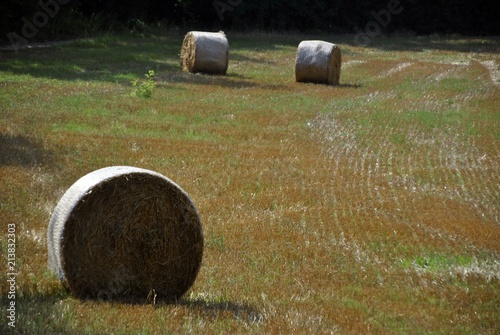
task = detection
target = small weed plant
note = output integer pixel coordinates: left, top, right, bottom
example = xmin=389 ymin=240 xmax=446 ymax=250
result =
xmin=131 ymin=70 xmax=155 ymax=98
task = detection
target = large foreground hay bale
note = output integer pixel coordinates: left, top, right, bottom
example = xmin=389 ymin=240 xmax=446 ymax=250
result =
xmin=295 ymin=40 xmax=341 ymax=85
xmin=181 ymin=31 xmax=229 ymax=74
xmin=48 ymin=166 xmax=203 ymax=301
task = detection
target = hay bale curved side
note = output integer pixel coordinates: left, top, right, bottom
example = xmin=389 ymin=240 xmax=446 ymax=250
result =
xmin=48 ymin=166 xmax=204 ymax=300
xmin=181 ymin=31 xmax=229 ymax=74
xmin=295 ymin=40 xmax=341 ymax=85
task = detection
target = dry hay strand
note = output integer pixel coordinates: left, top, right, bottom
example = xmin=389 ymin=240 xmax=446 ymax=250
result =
xmin=295 ymin=40 xmax=341 ymax=85
xmin=48 ymin=166 xmax=203 ymax=301
xmin=181 ymin=31 xmax=229 ymax=74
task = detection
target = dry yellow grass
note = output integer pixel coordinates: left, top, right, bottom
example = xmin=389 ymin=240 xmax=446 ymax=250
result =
xmin=0 ymin=33 xmax=499 ymax=334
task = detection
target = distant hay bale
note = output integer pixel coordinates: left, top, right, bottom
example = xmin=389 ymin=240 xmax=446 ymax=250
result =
xmin=181 ymin=31 xmax=229 ymax=74
xmin=295 ymin=40 xmax=341 ymax=85
xmin=48 ymin=166 xmax=204 ymax=301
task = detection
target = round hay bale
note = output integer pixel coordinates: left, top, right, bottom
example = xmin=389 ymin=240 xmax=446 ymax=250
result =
xmin=180 ymin=31 xmax=229 ymax=74
xmin=295 ymin=40 xmax=341 ymax=85
xmin=47 ymin=166 xmax=203 ymax=301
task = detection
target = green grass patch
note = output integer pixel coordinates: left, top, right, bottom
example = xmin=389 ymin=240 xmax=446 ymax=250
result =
xmin=400 ymin=253 xmax=474 ymax=272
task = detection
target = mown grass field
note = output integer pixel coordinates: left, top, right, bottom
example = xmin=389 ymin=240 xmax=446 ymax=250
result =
xmin=0 ymin=32 xmax=499 ymax=334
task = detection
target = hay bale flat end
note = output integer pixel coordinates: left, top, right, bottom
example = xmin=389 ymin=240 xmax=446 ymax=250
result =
xmin=48 ymin=166 xmax=203 ymax=301
xmin=295 ymin=40 xmax=341 ymax=85
xmin=181 ymin=31 xmax=229 ymax=74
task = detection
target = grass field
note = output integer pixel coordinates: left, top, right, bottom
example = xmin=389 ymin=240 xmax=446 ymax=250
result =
xmin=0 ymin=32 xmax=499 ymax=334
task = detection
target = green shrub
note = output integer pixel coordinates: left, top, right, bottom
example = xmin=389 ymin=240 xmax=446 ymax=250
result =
xmin=131 ymin=70 xmax=155 ymax=98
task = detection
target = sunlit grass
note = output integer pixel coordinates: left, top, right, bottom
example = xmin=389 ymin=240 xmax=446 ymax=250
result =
xmin=0 ymin=33 xmax=499 ymax=334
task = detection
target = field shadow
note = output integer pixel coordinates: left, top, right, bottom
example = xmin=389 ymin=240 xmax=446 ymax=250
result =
xmin=338 ymin=82 xmax=362 ymax=88
xmin=231 ymin=52 xmax=281 ymax=64
xmin=0 ymin=36 xmax=183 ymax=85
xmin=175 ymin=297 xmax=265 ymax=324
xmin=160 ymin=71 xmax=259 ymax=89
xmin=295 ymin=81 xmax=362 ymax=88
xmin=88 ymin=293 xmax=264 ymax=323
xmin=161 ymin=70 xmax=286 ymax=90
xmin=1 ymin=291 xmax=264 ymax=333
xmin=231 ymin=33 xmax=500 ymax=54
xmin=1 ymin=34 xmax=498 ymax=86
xmin=62 ymin=289 xmax=265 ymax=324
xmin=0 ymin=35 xmax=288 ymax=89
xmin=337 ymin=34 xmax=500 ymax=53
xmin=5 ymin=33 xmax=491 ymax=90
xmin=0 ymin=134 xmax=54 ymax=167
xmin=0 ymin=292 xmax=76 ymax=335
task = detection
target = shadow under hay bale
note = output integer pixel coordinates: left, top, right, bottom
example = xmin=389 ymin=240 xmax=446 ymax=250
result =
xmin=181 ymin=31 xmax=229 ymax=75
xmin=295 ymin=40 xmax=341 ymax=85
xmin=48 ymin=166 xmax=204 ymax=301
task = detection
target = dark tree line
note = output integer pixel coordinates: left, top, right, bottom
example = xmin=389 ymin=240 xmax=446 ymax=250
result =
xmin=1 ymin=0 xmax=498 ymax=45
